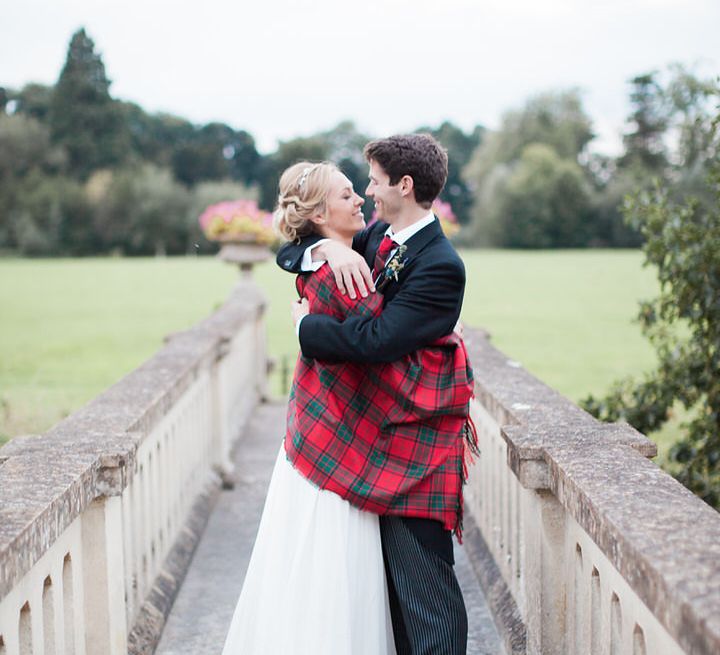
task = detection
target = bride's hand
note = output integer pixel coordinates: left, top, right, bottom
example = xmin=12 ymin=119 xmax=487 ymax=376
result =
xmin=292 ymin=297 xmax=310 ymax=327
xmin=316 ymin=241 xmax=374 ymax=299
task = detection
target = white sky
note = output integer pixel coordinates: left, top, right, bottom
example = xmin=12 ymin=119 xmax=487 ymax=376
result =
xmin=2 ymin=0 xmax=719 ymax=154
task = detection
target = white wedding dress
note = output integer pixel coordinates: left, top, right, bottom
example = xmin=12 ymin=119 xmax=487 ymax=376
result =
xmin=221 ymin=440 xmax=397 ymax=655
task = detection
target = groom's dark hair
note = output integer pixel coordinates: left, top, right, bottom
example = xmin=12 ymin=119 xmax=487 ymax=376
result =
xmin=363 ymin=134 xmax=448 ymax=209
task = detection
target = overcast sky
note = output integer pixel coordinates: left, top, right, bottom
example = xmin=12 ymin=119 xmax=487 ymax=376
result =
xmin=2 ymin=0 xmax=719 ymax=154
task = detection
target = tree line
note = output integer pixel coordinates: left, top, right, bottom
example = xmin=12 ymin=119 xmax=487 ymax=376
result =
xmin=0 ymin=28 xmax=717 ymax=256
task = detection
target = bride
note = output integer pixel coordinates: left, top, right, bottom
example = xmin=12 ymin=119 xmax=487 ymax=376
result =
xmin=221 ymin=161 xmax=474 ymax=655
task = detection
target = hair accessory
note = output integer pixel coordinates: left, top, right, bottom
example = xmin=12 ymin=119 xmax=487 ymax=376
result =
xmin=297 ymin=167 xmax=313 ymax=190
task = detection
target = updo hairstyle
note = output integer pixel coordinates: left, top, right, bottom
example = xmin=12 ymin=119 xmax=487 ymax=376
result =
xmin=273 ymin=161 xmax=339 ymax=243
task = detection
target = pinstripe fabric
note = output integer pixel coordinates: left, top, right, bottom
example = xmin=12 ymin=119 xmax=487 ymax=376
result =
xmin=380 ymin=516 xmax=468 ymax=655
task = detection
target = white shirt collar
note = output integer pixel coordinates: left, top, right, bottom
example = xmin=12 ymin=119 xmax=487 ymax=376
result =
xmin=385 ymin=212 xmax=436 ymax=245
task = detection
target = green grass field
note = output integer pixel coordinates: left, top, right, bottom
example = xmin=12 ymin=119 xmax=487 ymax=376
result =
xmin=0 ymin=251 xmax=683 ymax=460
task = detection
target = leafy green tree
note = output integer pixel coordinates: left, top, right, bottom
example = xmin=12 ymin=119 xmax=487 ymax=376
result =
xmin=480 ymin=143 xmax=592 ymax=248
xmin=590 ymin=66 xmax=717 ymax=248
xmin=50 ymin=28 xmax=130 ymax=178
xmin=417 ymin=121 xmax=484 ymax=224
xmin=10 ymin=83 xmax=54 ymax=122
xmin=258 ymin=135 xmax=330 ymax=210
xmin=171 ymin=122 xmax=260 ymax=186
xmin=0 ymin=114 xmax=56 ymax=177
xmin=90 ymin=165 xmax=189 ymax=255
xmin=582 ymin=110 xmax=720 ymax=507
xmin=463 ymin=91 xmax=594 ymax=246
xmin=11 ymin=171 xmax=92 ymax=255
xmin=666 ymin=64 xmax=718 ymax=171
xmin=465 ymin=89 xmax=593 ymax=185
xmin=129 ymin=165 xmax=190 ymax=255
xmin=0 ymin=114 xmax=67 ymax=249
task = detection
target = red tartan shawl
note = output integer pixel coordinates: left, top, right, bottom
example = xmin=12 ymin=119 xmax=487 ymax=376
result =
xmin=285 ymin=264 xmax=474 ymax=535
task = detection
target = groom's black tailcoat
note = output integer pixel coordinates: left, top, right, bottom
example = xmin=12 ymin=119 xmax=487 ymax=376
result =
xmin=278 ymin=218 xmax=466 ymax=365
xmin=277 ymin=216 xmax=469 ymax=654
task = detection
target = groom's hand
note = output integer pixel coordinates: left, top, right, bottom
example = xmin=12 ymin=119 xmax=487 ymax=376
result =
xmin=315 ymin=241 xmax=374 ymax=299
xmin=292 ymin=297 xmax=309 ymax=327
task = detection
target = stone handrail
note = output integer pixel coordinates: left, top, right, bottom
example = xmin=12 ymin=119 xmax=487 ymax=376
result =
xmin=0 ymin=278 xmax=267 ymax=655
xmin=462 ymin=328 xmax=720 ymax=655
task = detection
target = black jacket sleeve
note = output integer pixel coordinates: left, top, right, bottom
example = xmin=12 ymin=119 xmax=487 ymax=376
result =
xmin=276 ymin=234 xmax=325 ymax=273
xmin=298 ymin=257 xmax=465 ymax=363
xmin=276 ymin=222 xmax=385 ymax=273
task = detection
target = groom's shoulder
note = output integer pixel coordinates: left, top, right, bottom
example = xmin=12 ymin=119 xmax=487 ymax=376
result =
xmin=420 ymin=234 xmax=466 ymax=287
xmin=427 ymin=229 xmax=464 ymax=271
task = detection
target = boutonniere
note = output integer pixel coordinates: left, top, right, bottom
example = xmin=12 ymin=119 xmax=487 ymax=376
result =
xmin=377 ymin=245 xmax=409 ymax=291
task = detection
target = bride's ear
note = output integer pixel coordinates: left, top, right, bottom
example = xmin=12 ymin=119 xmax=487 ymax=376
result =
xmin=308 ymin=211 xmax=326 ymax=226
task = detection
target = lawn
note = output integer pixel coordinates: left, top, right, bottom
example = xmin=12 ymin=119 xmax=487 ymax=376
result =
xmin=0 ymin=251 xmax=682 ymax=459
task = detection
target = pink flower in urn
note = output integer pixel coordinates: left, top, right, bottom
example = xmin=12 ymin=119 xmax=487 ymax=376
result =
xmin=199 ymin=199 xmax=277 ymax=245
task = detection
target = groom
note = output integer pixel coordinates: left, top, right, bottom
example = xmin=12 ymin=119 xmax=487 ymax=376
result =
xmin=277 ymin=134 xmax=469 ymax=654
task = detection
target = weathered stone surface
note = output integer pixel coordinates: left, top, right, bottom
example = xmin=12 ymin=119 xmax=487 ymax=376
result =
xmin=463 ymin=328 xmax=720 ymax=655
xmin=462 ymin=514 xmax=525 ymax=655
xmin=0 ymin=287 xmax=264 ymax=602
xmin=127 ymin=473 xmax=223 ymax=655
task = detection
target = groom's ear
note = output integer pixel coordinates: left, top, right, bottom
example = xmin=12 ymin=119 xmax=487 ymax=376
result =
xmin=398 ymin=174 xmax=415 ymax=198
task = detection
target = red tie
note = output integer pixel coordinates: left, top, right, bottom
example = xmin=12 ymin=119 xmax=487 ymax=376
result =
xmin=373 ymin=235 xmax=397 ymax=278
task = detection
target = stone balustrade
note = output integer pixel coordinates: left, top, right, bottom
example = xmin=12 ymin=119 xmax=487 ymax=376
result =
xmin=2 ymin=279 xmax=719 ymax=655
xmin=462 ymin=328 xmax=720 ymax=655
xmin=0 ymin=279 xmax=267 ymax=655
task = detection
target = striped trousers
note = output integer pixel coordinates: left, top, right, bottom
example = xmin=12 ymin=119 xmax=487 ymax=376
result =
xmin=380 ymin=516 xmax=468 ymax=655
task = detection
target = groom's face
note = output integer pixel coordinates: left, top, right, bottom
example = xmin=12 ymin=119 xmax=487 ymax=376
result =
xmin=366 ymin=159 xmax=402 ymax=223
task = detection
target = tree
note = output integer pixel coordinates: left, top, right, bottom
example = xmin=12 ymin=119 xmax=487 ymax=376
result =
xmin=463 ymin=90 xmax=595 ymax=246
xmin=582 ymin=107 xmax=720 ymax=508
xmin=11 ymin=171 xmax=92 ymax=255
xmin=10 ymin=83 xmax=54 ymax=122
xmin=0 ymin=114 xmax=67 ymax=250
xmin=478 ymin=144 xmax=592 ymax=248
xmin=465 ymin=89 xmax=594 ymax=184
xmin=618 ymin=72 xmax=668 ymax=173
xmin=258 ymin=135 xmax=330 ymax=210
xmin=90 ymin=165 xmax=190 ymax=255
xmin=170 ymin=122 xmax=260 ymax=186
xmin=417 ymin=121 xmax=484 ymax=224
xmin=50 ymin=28 xmax=129 ymax=178
xmin=129 ymin=165 xmax=190 ymax=255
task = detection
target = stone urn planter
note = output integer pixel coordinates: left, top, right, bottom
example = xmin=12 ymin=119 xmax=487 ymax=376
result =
xmin=216 ymin=236 xmax=273 ymax=277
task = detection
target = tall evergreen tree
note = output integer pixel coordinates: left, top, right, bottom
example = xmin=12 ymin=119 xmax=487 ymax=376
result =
xmin=50 ymin=28 xmax=129 ymax=178
xmin=619 ymin=73 xmax=668 ymax=172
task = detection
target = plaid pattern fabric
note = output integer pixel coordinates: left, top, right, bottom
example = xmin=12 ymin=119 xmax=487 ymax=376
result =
xmin=285 ymin=264 xmax=474 ymax=534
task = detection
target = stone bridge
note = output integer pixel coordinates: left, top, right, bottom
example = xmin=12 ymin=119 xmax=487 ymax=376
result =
xmin=1 ymin=276 xmax=719 ymax=655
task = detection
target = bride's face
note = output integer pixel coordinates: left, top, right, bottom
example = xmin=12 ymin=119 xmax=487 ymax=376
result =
xmin=319 ymin=171 xmax=365 ymax=240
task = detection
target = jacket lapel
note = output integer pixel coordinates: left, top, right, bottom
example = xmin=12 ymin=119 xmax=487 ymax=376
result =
xmin=376 ymin=217 xmax=443 ymax=296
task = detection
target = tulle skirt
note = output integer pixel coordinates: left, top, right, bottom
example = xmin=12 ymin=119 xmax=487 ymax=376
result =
xmin=221 ymin=441 xmax=396 ymax=655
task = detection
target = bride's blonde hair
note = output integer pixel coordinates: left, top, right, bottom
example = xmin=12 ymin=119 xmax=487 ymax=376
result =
xmin=273 ymin=161 xmax=339 ymax=243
